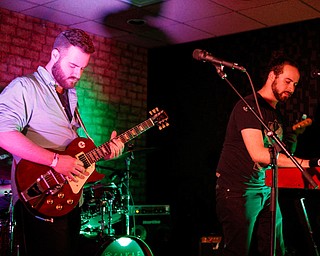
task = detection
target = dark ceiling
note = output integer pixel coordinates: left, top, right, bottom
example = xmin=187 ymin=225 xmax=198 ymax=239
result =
xmin=1 ymin=0 xmax=319 ymax=49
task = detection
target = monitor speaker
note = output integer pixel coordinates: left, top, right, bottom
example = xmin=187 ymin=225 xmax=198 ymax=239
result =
xmin=130 ymin=213 xmax=172 ymax=256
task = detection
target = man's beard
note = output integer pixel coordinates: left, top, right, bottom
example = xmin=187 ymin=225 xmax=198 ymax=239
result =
xmin=271 ymin=80 xmax=292 ymax=103
xmin=52 ymin=60 xmax=78 ymax=89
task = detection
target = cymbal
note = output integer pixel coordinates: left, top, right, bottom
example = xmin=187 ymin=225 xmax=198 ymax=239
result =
xmin=0 ymin=147 xmax=11 ymax=160
xmin=0 ymin=183 xmax=11 ymax=197
xmin=113 ymin=147 xmax=157 ymax=160
xmin=126 ymin=147 xmax=157 ymax=153
xmin=84 ymin=180 xmax=117 ymax=189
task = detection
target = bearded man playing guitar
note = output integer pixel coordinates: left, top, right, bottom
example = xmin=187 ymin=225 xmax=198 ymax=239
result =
xmin=0 ymin=29 xmax=124 ymax=256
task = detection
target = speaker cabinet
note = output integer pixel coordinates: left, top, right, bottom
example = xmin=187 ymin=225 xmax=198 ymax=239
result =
xmin=130 ymin=206 xmax=172 ymax=256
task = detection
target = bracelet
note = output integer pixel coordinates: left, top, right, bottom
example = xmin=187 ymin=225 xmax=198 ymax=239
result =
xmin=50 ymin=153 xmax=59 ymax=168
xmin=309 ymin=158 xmax=320 ymax=168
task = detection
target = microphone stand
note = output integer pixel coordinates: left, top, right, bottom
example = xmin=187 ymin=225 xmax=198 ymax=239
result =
xmin=214 ymin=64 xmax=318 ymax=256
xmin=268 ymin=144 xmax=278 ymax=256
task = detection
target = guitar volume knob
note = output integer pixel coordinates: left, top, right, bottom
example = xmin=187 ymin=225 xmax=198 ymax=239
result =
xmin=56 ymin=204 xmax=63 ymax=211
xmin=46 ymin=199 xmax=54 ymax=205
xmin=67 ymin=199 xmax=74 ymax=205
xmin=58 ymin=193 xmax=65 ymax=198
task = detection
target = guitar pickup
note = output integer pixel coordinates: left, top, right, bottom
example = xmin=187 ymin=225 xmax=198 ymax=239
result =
xmin=76 ymin=151 xmax=91 ymax=168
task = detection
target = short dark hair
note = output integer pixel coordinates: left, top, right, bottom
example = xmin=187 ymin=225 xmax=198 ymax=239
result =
xmin=266 ymin=50 xmax=299 ymax=77
xmin=53 ymin=29 xmax=95 ymax=54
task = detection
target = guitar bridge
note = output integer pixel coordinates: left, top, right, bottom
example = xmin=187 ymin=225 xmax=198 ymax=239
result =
xmin=20 ymin=170 xmax=66 ymax=204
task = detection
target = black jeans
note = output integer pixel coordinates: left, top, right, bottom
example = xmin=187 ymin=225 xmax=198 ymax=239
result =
xmin=216 ymin=186 xmax=285 ymax=256
xmin=13 ymin=200 xmax=81 ymax=256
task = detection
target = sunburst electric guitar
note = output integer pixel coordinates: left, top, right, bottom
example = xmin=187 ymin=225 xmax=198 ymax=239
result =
xmin=16 ymin=108 xmax=168 ymax=218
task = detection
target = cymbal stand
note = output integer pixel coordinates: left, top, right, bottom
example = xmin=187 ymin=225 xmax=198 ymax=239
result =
xmin=3 ymin=188 xmax=17 ymax=256
xmin=99 ymin=191 xmax=116 ymax=237
xmin=124 ymin=152 xmax=134 ymax=235
xmin=9 ymin=196 xmax=15 ymax=256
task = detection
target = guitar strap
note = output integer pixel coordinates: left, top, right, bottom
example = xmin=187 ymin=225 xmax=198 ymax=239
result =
xmin=57 ymin=90 xmax=72 ymax=122
xmin=30 ymin=71 xmax=95 ymax=144
xmin=74 ymin=107 xmax=95 ymax=144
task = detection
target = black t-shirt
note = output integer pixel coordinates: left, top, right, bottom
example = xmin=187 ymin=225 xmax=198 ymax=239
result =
xmin=216 ymin=93 xmax=284 ymax=190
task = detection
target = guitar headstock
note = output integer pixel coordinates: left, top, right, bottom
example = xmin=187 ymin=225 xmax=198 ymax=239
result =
xmin=292 ymin=118 xmax=312 ymax=131
xmin=149 ymin=107 xmax=169 ymax=130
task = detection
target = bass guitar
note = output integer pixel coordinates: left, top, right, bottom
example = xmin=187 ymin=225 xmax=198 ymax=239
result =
xmin=16 ymin=108 xmax=168 ymax=218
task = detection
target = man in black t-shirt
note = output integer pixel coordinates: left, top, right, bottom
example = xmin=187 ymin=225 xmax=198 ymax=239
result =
xmin=216 ymin=52 xmax=308 ymax=256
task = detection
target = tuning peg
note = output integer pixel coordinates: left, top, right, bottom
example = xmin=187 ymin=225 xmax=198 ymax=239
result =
xmin=158 ymin=122 xmax=169 ymax=130
xmin=149 ymin=107 xmax=160 ymax=115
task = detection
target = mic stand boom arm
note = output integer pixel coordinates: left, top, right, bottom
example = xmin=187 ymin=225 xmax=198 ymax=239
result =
xmin=214 ymin=64 xmax=318 ymax=256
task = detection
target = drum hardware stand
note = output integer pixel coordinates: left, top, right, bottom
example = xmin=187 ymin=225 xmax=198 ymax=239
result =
xmin=9 ymin=196 xmax=14 ymax=256
xmin=124 ymin=151 xmax=134 ymax=236
xmin=99 ymin=190 xmax=116 ymax=237
xmin=5 ymin=188 xmax=17 ymax=256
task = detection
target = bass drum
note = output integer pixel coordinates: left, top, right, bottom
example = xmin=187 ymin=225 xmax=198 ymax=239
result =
xmin=95 ymin=236 xmax=154 ymax=256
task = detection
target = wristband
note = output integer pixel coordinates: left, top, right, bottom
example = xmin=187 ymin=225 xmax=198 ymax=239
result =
xmin=50 ymin=153 xmax=59 ymax=168
xmin=309 ymin=158 xmax=320 ymax=168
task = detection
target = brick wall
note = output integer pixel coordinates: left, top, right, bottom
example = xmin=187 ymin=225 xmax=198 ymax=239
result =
xmin=0 ymin=7 xmax=149 ymax=204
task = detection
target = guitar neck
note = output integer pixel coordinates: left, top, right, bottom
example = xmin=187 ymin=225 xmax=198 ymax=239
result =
xmin=117 ymin=117 xmax=155 ymax=144
xmin=82 ymin=117 xmax=155 ymax=166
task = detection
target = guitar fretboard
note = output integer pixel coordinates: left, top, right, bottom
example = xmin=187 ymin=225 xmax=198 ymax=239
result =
xmin=78 ymin=118 xmax=155 ymax=167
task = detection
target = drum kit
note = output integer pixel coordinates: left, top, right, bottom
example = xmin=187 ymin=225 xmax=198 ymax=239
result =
xmin=78 ymin=148 xmax=155 ymax=256
xmin=0 ymin=147 xmax=155 ymax=256
xmin=79 ymin=179 xmax=154 ymax=256
xmin=80 ymin=181 xmax=124 ymax=238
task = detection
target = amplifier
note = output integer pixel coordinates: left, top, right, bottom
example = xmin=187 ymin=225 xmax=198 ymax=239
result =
xmin=129 ymin=205 xmax=170 ymax=216
xmin=129 ymin=205 xmax=172 ymax=256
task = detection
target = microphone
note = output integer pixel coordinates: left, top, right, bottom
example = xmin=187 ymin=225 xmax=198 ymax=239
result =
xmin=192 ymin=49 xmax=246 ymax=72
xmin=311 ymin=69 xmax=320 ymax=78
